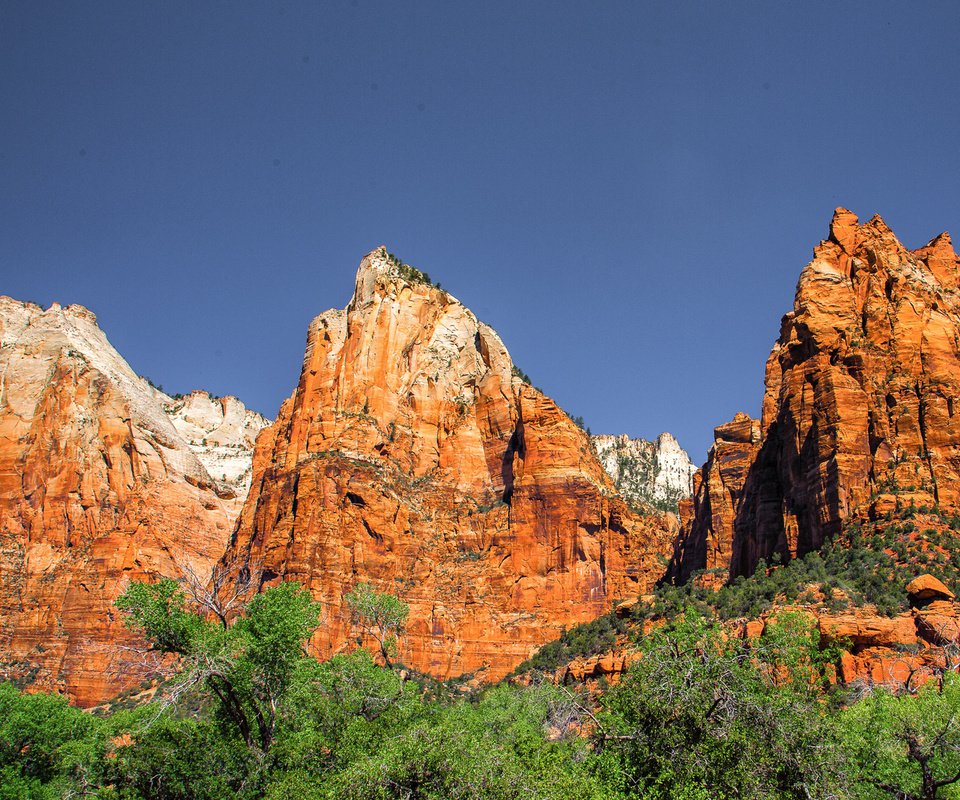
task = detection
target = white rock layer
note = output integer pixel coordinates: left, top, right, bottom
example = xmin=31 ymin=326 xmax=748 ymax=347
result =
xmin=0 ymin=296 xmax=270 ymax=519
xmin=591 ymin=431 xmax=696 ymax=512
xmin=162 ymin=391 xmax=269 ymax=503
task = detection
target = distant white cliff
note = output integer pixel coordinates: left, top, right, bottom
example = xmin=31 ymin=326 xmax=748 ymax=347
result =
xmin=592 ymin=432 xmax=696 ymax=512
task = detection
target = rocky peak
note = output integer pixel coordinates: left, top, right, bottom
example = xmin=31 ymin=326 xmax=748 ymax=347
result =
xmin=351 ymin=246 xmax=445 ymax=307
xmin=0 ymin=298 xmax=197 ymax=471
xmin=223 ymin=250 xmax=674 ymax=681
xmin=828 ymin=206 xmax=860 ymax=254
xmin=284 ymin=249 xmax=530 ymax=494
xmin=672 ymin=208 xmax=960 ymax=584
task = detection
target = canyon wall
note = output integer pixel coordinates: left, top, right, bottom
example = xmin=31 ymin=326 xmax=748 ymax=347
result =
xmin=0 ymin=298 xmax=264 ymax=704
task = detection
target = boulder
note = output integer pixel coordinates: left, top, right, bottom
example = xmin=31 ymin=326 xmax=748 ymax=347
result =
xmin=906 ymin=574 xmax=955 ymax=605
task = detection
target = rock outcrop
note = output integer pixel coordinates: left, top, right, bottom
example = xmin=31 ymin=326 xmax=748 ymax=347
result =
xmin=163 ymin=390 xmax=269 ymax=512
xmin=906 ymin=574 xmax=955 ymax=605
xmin=672 ymin=210 xmax=960 ymax=583
xmin=0 ymin=298 xmax=259 ymax=705
xmin=223 ymin=248 xmax=674 ymax=681
xmin=547 ymin=588 xmax=960 ymax=693
xmin=592 ymin=432 xmax=696 ymax=512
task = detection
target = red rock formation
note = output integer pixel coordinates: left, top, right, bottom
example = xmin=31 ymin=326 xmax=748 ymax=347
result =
xmin=557 ymin=648 xmax=639 ymax=685
xmin=817 ymin=598 xmax=960 ymax=688
xmin=224 ymin=248 xmax=673 ymax=681
xmin=673 ymin=209 xmax=960 ymax=582
xmin=0 ymin=298 xmax=245 ymax=705
xmin=672 ymin=413 xmax=761 ymax=585
xmin=906 ymin=574 xmax=955 ymax=604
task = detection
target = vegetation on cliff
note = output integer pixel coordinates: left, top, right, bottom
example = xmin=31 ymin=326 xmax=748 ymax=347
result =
xmin=658 ymin=510 xmax=960 ymax=621
xmin=513 ymin=507 xmax=960 ymax=684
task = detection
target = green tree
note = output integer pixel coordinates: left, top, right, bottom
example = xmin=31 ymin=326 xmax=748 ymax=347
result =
xmin=117 ymin=579 xmax=320 ymax=756
xmin=265 ymin=649 xmax=419 ymax=795
xmin=106 ymin=713 xmax=249 ymax=800
xmin=841 ymin=673 xmax=960 ymax=800
xmin=320 ymin=681 xmax=601 ymax=800
xmin=344 ymin=583 xmax=409 ymax=668
xmin=0 ymin=682 xmax=106 ymax=799
xmin=597 ymin=611 xmax=845 ymax=799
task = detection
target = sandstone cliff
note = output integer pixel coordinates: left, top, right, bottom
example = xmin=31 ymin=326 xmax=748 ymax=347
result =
xmin=0 ymin=298 xmax=261 ymax=705
xmin=163 ymin=390 xmax=269 ymax=512
xmin=592 ymin=432 xmax=696 ymax=513
xmin=224 ymin=248 xmax=674 ymax=681
xmin=673 ymin=209 xmax=960 ymax=583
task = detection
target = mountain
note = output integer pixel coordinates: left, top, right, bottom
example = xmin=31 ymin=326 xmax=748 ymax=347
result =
xmin=672 ymin=209 xmax=960 ymax=584
xmin=222 ymin=248 xmax=675 ymax=681
xmin=0 ymin=298 xmax=266 ymax=705
xmin=164 ymin=390 xmax=269 ymax=511
xmin=591 ymin=432 xmax=696 ymax=513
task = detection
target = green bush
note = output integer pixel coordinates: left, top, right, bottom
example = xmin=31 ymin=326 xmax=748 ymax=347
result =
xmin=511 ymin=610 xmax=629 ymax=676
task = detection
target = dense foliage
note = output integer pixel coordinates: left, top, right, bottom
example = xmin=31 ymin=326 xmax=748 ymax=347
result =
xmin=5 ymin=581 xmax=960 ymax=799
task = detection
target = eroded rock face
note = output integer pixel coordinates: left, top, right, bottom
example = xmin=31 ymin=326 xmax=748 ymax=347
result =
xmin=673 ymin=210 xmax=960 ymax=583
xmin=0 ymin=298 xmax=253 ymax=705
xmin=224 ymin=249 xmax=674 ymax=681
xmin=592 ymin=432 xmax=696 ymax=513
xmin=671 ymin=413 xmax=761 ymax=585
xmin=163 ymin=391 xmax=269 ymax=511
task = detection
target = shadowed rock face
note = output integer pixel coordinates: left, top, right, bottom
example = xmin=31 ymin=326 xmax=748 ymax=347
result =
xmin=673 ymin=209 xmax=960 ymax=584
xmin=224 ymin=248 xmax=674 ymax=681
xmin=0 ymin=298 xmax=260 ymax=705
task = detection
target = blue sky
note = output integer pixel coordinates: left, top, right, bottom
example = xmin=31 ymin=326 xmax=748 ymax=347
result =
xmin=2 ymin=1 xmax=959 ymax=462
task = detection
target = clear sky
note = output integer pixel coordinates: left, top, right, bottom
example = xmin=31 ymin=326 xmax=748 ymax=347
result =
xmin=2 ymin=1 xmax=959 ymax=463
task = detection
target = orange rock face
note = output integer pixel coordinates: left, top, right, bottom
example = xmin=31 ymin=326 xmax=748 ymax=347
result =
xmin=0 ymin=298 xmax=246 ymax=705
xmin=673 ymin=209 xmax=960 ymax=582
xmin=906 ymin=573 xmax=955 ymax=604
xmin=819 ymin=599 xmax=960 ymax=687
xmin=672 ymin=413 xmax=761 ymax=584
xmin=224 ymin=249 xmax=673 ymax=681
